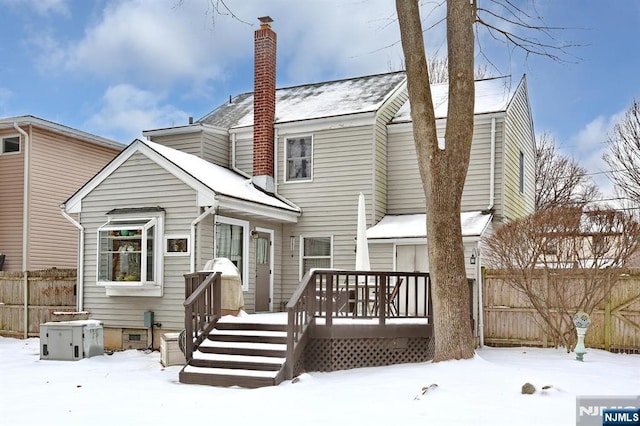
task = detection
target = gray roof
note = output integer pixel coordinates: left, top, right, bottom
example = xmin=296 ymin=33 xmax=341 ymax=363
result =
xmin=0 ymin=115 xmax=124 ymax=150
xmin=198 ymin=71 xmax=407 ymax=129
xmin=392 ymin=75 xmax=520 ymax=123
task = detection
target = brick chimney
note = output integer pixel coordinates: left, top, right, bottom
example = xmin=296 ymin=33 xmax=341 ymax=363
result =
xmin=252 ymin=16 xmax=276 ymax=193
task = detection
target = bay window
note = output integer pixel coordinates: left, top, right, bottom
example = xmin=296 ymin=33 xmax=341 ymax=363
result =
xmin=97 ymin=211 xmax=163 ymax=294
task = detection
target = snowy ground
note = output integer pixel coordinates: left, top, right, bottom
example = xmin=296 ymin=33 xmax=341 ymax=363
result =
xmin=0 ymin=335 xmax=637 ymax=426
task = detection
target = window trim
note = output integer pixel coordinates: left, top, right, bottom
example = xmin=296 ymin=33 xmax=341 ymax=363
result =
xmin=284 ymin=135 xmax=313 ymax=183
xmin=215 ymin=216 xmax=249 ymax=291
xmin=299 ymin=235 xmax=333 ymax=280
xmin=96 ymin=212 xmax=164 ymax=296
xmin=1 ymin=135 xmax=21 ymax=155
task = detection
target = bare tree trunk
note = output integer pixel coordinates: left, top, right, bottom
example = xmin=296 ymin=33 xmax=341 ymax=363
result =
xmin=396 ymin=0 xmax=475 ymax=361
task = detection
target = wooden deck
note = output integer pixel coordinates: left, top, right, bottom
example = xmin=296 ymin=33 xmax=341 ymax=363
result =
xmin=179 ymin=270 xmax=434 ymax=388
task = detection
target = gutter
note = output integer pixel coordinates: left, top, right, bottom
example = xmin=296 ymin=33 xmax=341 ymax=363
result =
xmin=190 ymin=203 xmax=218 ymax=273
xmin=60 ymin=206 xmax=85 ymax=311
xmin=13 ymin=123 xmax=29 ymax=338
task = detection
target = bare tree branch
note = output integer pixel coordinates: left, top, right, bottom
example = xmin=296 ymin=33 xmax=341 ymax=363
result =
xmin=536 ymin=132 xmax=600 ymax=210
xmin=603 ymin=100 xmax=640 ymax=203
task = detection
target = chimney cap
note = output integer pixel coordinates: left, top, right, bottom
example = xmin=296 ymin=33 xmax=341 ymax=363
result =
xmin=258 ymin=16 xmax=273 ymax=28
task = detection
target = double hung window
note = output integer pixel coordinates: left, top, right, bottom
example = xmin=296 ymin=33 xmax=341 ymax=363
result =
xmin=301 ymin=236 xmax=332 ymax=278
xmin=285 ymin=136 xmax=312 ymax=181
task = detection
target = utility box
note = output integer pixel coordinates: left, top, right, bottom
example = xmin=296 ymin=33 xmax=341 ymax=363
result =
xmin=40 ymin=320 xmax=104 ymax=361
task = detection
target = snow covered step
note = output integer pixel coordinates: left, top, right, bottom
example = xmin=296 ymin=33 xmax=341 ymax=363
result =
xmin=183 ymin=365 xmax=279 ymax=378
xmin=198 ymin=337 xmax=286 ymax=357
xmin=191 ymin=350 xmax=285 ymax=371
xmin=193 ymin=351 xmax=285 ymax=364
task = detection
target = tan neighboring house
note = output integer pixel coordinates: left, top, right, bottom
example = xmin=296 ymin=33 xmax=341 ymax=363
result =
xmin=0 ymin=116 xmax=123 ymax=272
xmin=62 ymin=19 xmax=536 ymax=350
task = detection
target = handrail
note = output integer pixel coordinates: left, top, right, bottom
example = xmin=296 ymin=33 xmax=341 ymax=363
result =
xmin=182 ymin=271 xmax=222 ymax=361
xmin=284 ymin=269 xmax=432 ymax=379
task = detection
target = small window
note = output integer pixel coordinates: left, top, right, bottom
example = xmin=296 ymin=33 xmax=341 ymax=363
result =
xmin=1 ymin=136 xmax=20 ymax=154
xmin=97 ymin=216 xmax=161 ymax=285
xmin=519 ymin=151 xmax=525 ymax=193
xmin=285 ymin=136 xmax=312 ymax=181
xmin=301 ymin=236 xmax=332 ymax=277
xmin=165 ymin=235 xmax=189 ymax=255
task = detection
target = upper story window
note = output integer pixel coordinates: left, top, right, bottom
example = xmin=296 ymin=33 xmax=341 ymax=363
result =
xmin=300 ymin=236 xmax=332 ymax=279
xmin=1 ymin=136 xmax=20 ymax=154
xmin=97 ymin=211 xmax=164 ymax=289
xmin=285 ymin=136 xmax=312 ymax=182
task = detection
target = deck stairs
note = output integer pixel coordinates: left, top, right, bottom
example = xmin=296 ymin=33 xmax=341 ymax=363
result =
xmin=179 ymin=317 xmax=288 ymax=388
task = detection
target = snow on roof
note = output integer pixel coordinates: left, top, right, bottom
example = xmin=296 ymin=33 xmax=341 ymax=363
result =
xmin=392 ymin=76 xmax=516 ymax=123
xmin=366 ymin=211 xmax=492 ymax=240
xmin=198 ymin=72 xmax=407 ymax=129
xmin=141 ymin=140 xmax=299 ymax=213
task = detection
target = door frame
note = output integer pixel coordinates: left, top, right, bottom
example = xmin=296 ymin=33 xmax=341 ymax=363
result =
xmin=255 ymin=226 xmax=274 ymax=312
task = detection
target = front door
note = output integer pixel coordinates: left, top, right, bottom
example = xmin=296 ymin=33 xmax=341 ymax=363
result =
xmin=255 ymin=231 xmax=272 ymax=311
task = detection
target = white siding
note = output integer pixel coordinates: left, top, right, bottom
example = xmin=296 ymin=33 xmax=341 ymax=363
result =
xmin=387 ymin=116 xmax=505 ymax=215
xmin=502 ymin=81 xmax=536 ymax=221
xmin=278 ymin=124 xmax=376 ymax=298
xmin=80 ymin=153 xmax=201 ymax=330
xmin=149 ymin=133 xmax=202 ymax=156
xmin=234 ymin=134 xmax=253 ymax=175
xmin=202 ymin=130 xmax=230 ymax=168
xmin=374 ymin=87 xmax=409 ymax=222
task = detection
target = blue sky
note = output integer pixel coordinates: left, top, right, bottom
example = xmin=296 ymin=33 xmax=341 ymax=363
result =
xmin=1 ymin=0 xmax=639 ymax=198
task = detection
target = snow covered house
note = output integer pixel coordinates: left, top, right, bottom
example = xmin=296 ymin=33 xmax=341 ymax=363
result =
xmin=0 ymin=116 xmax=122 ymax=273
xmin=62 ymin=18 xmax=535 ymax=350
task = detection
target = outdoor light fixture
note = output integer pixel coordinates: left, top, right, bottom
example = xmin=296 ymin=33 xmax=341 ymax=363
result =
xmin=470 ymin=252 xmax=476 ymax=265
xmin=250 ymin=228 xmax=259 ymax=239
xmin=290 ymin=236 xmax=295 ymax=252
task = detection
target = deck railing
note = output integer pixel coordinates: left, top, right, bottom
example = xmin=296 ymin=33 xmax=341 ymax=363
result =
xmin=182 ymin=271 xmax=222 ymax=361
xmin=285 ymin=269 xmax=432 ymax=378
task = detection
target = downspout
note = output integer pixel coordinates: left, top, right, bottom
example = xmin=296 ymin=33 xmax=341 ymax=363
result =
xmin=190 ymin=202 xmax=218 ymax=273
xmin=478 ymin=117 xmax=495 ymax=347
xmin=60 ymin=207 xmax=84 ymax=311
xmin=487 ymin=117 xmax=496 ymax=211
xmin=14 ymin=123 xmax=29 ymax=338
xmin=274 ymin=127 xmax=279 ymax=195
xmin=476 ymin=241 xmax=484 ymax=347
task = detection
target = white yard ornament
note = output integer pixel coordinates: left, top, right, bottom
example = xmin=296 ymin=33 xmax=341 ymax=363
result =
xmin=573 ymin=311 xmax=591 ymax=361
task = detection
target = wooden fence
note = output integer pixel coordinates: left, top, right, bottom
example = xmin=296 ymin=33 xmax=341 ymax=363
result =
xmin=0 ymin=269 xmax=77 ymax=338
xmin=483 ymin=269 xmax=640 ymax=352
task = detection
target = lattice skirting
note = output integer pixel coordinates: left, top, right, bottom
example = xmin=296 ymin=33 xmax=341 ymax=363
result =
xmin=302 ymin=337 xmax=435 ymax=373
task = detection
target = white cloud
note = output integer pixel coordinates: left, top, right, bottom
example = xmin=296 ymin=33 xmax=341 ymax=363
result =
xmin=569 ymin=111 xmax=626 ymax=200
xmin=33 ymin=1 xmax=447 ymax=90
xmin=84 ymin=84 xmax=189 ymax=143
xmin=58 ymin=0 xmax=250 ymax=87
